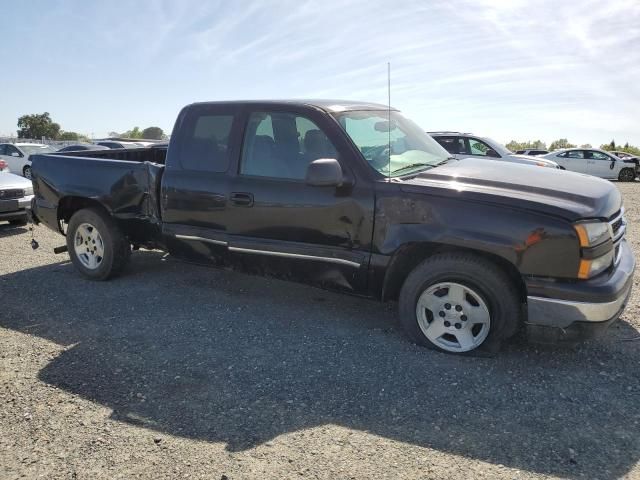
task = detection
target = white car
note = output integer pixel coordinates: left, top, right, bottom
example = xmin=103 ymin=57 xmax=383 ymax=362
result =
xmin=542 ymin=148 xmax=637 ymax=181
xmin=0 ymin=143 xmax=58 ymax=179
xmin=0 ymin=171 xmax=34 ymax=226
xmin=430 ymin=132 xmax=559 ymax=168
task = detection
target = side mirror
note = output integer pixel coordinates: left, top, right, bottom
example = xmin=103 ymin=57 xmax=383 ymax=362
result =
xmin=305 ymin=158 xmax=344 ymax=187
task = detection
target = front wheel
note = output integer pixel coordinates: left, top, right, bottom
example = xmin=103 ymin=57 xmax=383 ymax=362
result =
xmin=618 ymin=168 xmax=635 ymax=182
xmin=23 ymin=165 xmax=32 ymax=179
xmin=66 ymin=207 xmax=131 ymax=280
xmin=399 ymin=253 xmax=522 ymax=354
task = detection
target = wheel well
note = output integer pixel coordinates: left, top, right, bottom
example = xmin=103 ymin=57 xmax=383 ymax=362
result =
xmin=382 ymin=243 xmax=527 ymax=303
xmin=58 ymin=197 xmax=110 ymax=225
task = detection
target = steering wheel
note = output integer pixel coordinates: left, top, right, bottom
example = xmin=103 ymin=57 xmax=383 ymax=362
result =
xmin=365 ymin=145 xmax=391 ymax=169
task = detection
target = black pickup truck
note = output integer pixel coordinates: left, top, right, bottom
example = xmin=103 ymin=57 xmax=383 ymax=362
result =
xmin=30 ymin=100 xmax=634 ymax=354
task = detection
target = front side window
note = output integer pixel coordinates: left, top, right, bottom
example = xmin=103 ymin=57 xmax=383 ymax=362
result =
xmin=334 ymin=111 xmax=449 ymax=177
xmin=180 ymin=114 xmax=234 ymax=172
xmin=590 ymin=151 xmax=610 ymax=160
xmin=469 ymin=138 xmax=496 ymax=156
xmin=240 ymin=112 xmax=337 ymax=180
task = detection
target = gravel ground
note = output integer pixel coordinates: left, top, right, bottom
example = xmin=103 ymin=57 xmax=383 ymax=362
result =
xmin=1 ymin=184 xmax=639 ymax=480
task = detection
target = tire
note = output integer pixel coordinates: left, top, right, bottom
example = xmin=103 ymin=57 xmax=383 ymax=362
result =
xmin=558 ymin=166 xmax=566 ymax=170
xmin=66 ymin=207 xmax=131 ymax=280
xmin=399 ymin=253 xmax=521 ymax=354
xmin=618 ymin=168 xmax=635 ymax=182
xmin=23 ymin=165 xmax=32 ymax=180
xmin=9 ymin=218 xmax=28 ymax=226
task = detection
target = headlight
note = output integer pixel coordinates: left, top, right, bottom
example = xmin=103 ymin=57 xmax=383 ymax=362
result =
xmin=574 ymin=221 xmax=614 ymax=279
xmin=24 ymin=186 xmax=34 ymax=196
xmin=573 ymin=221 xmax=611 ymax=247
xmin=578 ymin=248 xmax=615 ymax=279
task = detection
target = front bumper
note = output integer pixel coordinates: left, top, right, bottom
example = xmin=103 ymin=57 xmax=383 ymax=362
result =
xmin=525 ymin=239 xmax=635 ymax=343
xmin=0 ymin=195 xmax=33 ymax=221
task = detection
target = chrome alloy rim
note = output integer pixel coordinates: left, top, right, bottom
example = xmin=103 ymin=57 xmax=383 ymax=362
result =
xmin=74 ymin=222 xmax=105 ymax=270
xmin=416 ymin=282 xmax=491 ymax=352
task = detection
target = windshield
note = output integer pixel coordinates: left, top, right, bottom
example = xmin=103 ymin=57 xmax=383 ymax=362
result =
xmin=19 ymin=145 xmax=57 ymax=156
xmin=333 ymin=110 xmax=451 ymax=177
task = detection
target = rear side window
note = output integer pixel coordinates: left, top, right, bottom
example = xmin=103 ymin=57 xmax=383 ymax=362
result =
xmin=179 ymin=114 xmax=234 ymax=172
xmin=0 ymin=145 xmax=6 ymax=155
xmin=567 ymin=150 xmax=584 ymax=159
xmin=516 ymin=150 xmax=525 ymax=154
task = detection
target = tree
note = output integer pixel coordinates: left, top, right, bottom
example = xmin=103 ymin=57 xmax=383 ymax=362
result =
xmin=549 ymin=138 xmax=576 ymax=151
xmin=141 ymin=126 xmax=164 ymax=140
xmin=505 ymin=140 xmax=547 ymax=152
xmin=17 ymin=112 xmax=61 ymax=139
xmin=123 ymin=127 xmax=143 ymax=139
xmin=59 ymin=131 xmax=79 ymax=141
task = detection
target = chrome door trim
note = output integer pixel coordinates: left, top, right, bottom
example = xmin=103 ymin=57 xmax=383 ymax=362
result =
xmin=175 ymin=234 xmax=228 ymax=246
xmin=228 ymin=246 xmax=361 ymax=268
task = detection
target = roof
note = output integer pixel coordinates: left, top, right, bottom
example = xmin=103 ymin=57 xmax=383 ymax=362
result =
xmin=189 ymin=99 xmax=396 ymax=113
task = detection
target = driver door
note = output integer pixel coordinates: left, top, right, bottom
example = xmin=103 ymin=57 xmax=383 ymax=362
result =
xmin=225 ymin=106 xmax=375 ymax=294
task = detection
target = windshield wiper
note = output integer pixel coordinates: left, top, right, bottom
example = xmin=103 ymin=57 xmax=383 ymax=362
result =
xmin=390 ymin=163 xmax=433 ymax=174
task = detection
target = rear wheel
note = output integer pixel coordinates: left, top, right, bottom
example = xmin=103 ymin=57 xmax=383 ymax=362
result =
xmin=618 ymin=168 xmax=635 ymax=182
xmin=399 ymin=253 xmax=521 ymax=354
xmin=66 ymin=207 xmax=130 ymax=280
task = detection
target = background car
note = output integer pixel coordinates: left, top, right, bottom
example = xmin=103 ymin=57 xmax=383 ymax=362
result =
xmin=57 ymin=144 xmax=110 ymax=153
xmin=0 ymin=170 xmax=34 ymax=226
xmin=0 ymin=143 xmax=58 ymax=178
xmin=542 ymin=148 xmax=637 ymax=181
xmin=515 ymin=149 xmax=549 ymax=156
xmin=429 ymin=132 xmax=559 ymax=168
xmin=95 ymin=141 xmax=144 ymax=149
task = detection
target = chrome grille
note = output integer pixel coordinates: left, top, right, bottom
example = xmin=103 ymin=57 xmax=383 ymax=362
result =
xmin=0 ymin=189 xmax=24 ymax=200
xmin=609 ymin=208 xmax=626 ymax=265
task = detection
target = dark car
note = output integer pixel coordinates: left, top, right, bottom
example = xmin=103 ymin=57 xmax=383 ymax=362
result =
xmin=95 ymin=141 xmax=143 ymax=149
xmin=57 ymin=144 xmax=110 ymax=153
xmin=30 ymin=100 xmax=634 ymax=354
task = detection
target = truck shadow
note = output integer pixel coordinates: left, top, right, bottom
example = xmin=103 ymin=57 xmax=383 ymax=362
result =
xmin=1 ymin=252 xmax=638 ymax=479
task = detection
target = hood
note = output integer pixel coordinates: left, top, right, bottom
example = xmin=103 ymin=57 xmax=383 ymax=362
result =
xmin=0 ymin=172 xmax=32 ymax=190
xmin=401 ymin=158 xmax=621 ymax=221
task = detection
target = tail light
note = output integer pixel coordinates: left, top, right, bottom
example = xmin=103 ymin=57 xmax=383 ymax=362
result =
xmin=0 ymin=159 xmax=8 ymax=171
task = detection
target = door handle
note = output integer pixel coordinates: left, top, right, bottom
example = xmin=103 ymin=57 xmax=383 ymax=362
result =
xmin=230 ymin=192 xmax=254 ymax=207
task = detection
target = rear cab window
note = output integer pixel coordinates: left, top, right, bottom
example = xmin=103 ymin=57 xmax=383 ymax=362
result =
xmin=173 ymin=107 xmax=237 ymax=173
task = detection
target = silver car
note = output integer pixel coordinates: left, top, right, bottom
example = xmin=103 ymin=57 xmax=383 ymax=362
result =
xmin=0 ymin=172 xmax=34 ymax=226
xmin=430 ymin=132 xmax=559 ymax=168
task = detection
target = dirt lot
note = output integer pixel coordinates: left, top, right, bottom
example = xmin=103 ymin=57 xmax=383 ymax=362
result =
xmin=1 ymin=184 xmax=639 ymax=480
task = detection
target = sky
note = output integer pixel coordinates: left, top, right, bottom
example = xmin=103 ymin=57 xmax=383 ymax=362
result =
xmin=2 ymin=0 xmax=639 ymax=146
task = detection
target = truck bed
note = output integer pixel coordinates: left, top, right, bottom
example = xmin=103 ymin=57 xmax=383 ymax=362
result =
xmin=30 ymin=152 xmax=164 ymax=245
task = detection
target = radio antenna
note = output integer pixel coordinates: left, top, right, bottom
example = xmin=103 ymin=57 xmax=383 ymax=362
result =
xmin=387 ymin=62 xmax=391 ymax=182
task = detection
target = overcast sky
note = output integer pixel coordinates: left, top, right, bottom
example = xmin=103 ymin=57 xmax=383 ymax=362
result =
xmin=3 ymin=0 xmax=639 ymax=146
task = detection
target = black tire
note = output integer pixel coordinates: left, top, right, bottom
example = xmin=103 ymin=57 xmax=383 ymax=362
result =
xmin=558 ymin=166 xmax=566 ymax=170
xmin=618 ymin=168 xmax=635 ymax=182
xmin=23 ymin=165 xmax=32 ymax=180
xmin=9 ymin=218 xmax=28 ymax=226
xmin=66 ymin=207 xmax=131 ymax=280
xmin=398 ymin=253 xmax=522 ymax=354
